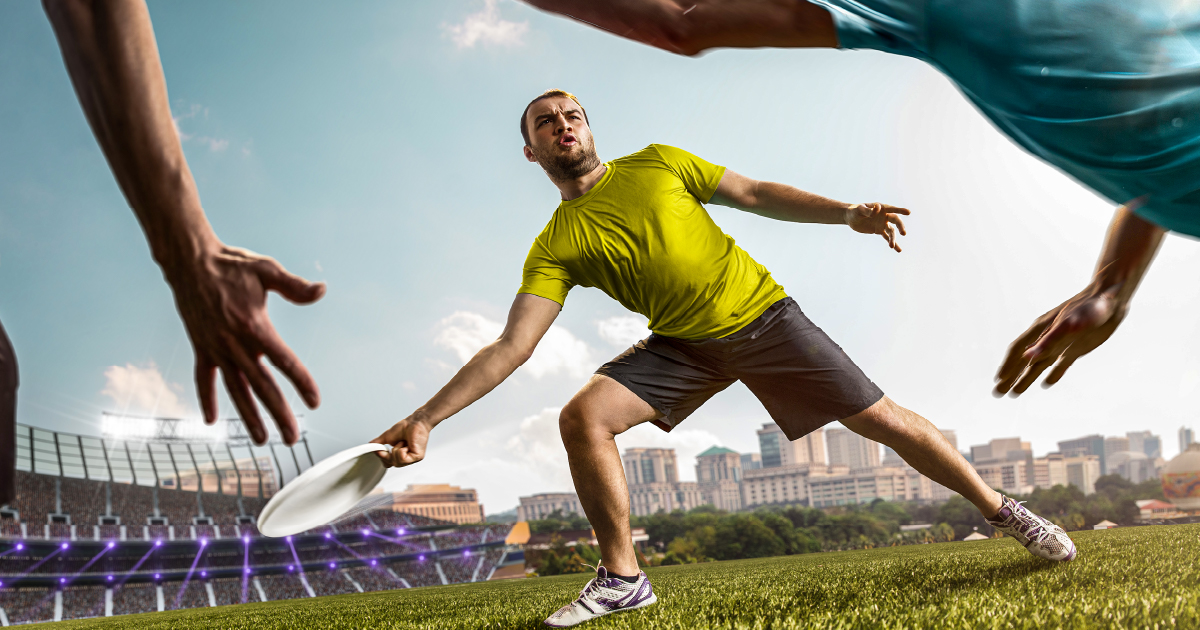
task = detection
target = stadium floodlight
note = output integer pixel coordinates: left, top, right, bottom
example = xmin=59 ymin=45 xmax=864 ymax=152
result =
xmin=15 ymin=543 xmax=22 ymax=550
xmin=324 ymin=533 xmax=332 ymax=539
xmin=200 ymin=538 xmax=208 ymax=547
xmin=154 ymin=573 xmax=161 ymax=579
xmin=329 ymin=562 xmax=336 ymax=569
xmin=200 ymin=571 xmax=207 ymax=577
xmin=463 ymin=550 xmax=470 ymax=557
xmin=419 ymin=555 xmax=425 ymax=562
xmin=59 ymin=577 xmax=66 ymax=583
xmin=362 ymin=529 xmax=369 ymax=536
xmin=154 ymin=540 xmax=163 ymax=547
xmin=106 ymin=576 xmax=113 ymax=581
xmin=286 ymin=535 xmax=292 ymax=542
xmin=370 ymin=559 xmax=377 ymax=566
xmin=244 ymin=568 xmax=251 ymax=574
xmin=287 ymin=565 xmax=294 ymax=571
xmin=60 ymin=542 xmax=69 ymax=550
xmin=107 ymin=542 xmax=115 ymax=549
xmin=100 ymin=413 xmax=227 ymax=443
xmin=397 ymin=528 xmax=406 ymax=535
xmin=243 ymin=536 xmax=250 ymax=544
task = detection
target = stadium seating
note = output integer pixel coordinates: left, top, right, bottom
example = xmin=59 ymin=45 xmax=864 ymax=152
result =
xmin=112 ymin=582 xmax=158 ymax=615
xmin=343 ymin=565 xmax=403 ymax=592
xmin=256 ymin=573 xmax=309 ymax=601
xmin=0 ymin=586 xmax=55 ymax=624
xmin=391 ymin=558 xmax=442 ymax=587
xmin=304 ymin=570 xmax=357 ymax=596
xmin=167 ymin=580 xmax=210 ymax=610
xmin=210 ymin=577 xmax=252 ymax=606
xmin=61 ymin=584 xmax=106 ymax=620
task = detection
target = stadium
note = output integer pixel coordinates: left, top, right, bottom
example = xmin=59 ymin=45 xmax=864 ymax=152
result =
xmin=0 ymin=417 xmax=512 ymax=624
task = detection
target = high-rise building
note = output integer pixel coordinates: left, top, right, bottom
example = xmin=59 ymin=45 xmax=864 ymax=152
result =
xmin=825 ymin=428 xmax=882 ymax=470
xmin=1181 ymin=427 xmax=1196 ymax=453
xmin=740 ymin=453 xmax=762 ymax=471
xmin=756 ymin=424 xmax=825 ymax=468
xmin=1127 ymin=431 xmax=1162 ymax=459
xmin=1064 ymin=455 xmax=1102 ymax=495
xmin=970 ymin=437 xmax=1031 ymax=464
xmin=806 ymin=467 xmax=936 ymax=507
xmin=1031 ymin=453 xmax=1069 ymax=489
xmin=1058 ymin=434 xmax=1107 ymax=474
xmin=1104 ymin=436 xmax=1131 ymax=463
xmin=741 ymin=463 xmax=848 ymax=508
xmin=695 ymin=446 xmax=744 ymax=511
xmin=622 ymin=448 xmax=704 ymax=516
xmin=517 ymin=493 xmax=584 ymax=522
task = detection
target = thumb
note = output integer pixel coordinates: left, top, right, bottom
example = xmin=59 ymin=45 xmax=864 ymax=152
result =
xmin=258 ymin=260 xmax=326 ymax=304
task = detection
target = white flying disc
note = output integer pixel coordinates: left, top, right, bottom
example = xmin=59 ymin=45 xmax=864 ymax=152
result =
xmin=257 ymin=443 xmax=390 ymax=538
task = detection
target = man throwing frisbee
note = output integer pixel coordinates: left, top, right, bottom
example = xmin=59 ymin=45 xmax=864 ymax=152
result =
xmin=373 ymin=90 xmax=1074 ymax=627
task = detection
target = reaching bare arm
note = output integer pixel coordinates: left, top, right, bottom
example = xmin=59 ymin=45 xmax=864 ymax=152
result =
xmin=994 ymin=203 xmax=1165 ymax=396
xmin=523 ymin=0 xmax=837 ymax=56
xmin=44 ymin=0 xmax=324 ymax=445
xmin=371 ymin=294 xmax=562 ymax=467
xmin=712 ymin=168 xmax=910 ymax=252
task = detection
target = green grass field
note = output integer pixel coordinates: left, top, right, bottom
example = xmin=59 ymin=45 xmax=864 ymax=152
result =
xmin=37 ymin=524 xmax=1199 ymax=630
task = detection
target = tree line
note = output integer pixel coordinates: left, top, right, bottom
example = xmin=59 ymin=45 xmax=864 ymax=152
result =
xmin=527 ymin=475 xmax=1164 ymax=574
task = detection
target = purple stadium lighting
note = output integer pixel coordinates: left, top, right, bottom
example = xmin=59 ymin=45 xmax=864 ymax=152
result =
xmin=464 ymin=549 xmax=470 ymax=557
xmin=107 ymin=575 xmax=113 ymax=581
xmin=361 ymin=529 xmax=369 ymax=536
xmin=370 ymin=559 xmax=377 ymax=566
xmin=324 ymin=533 xmax=332 ymax=539
xmin=286 ymin=535 xmax=292 ymax=542
xmin=60 ymin=542 xmax=69 ymax=550
xmin=287 ymin=565 xmax=294 ymax=571
xmin=154 ymin=540 xmax=163 ymax=547
xmin=59 ymin=577 xmax=66 ymax=584
xmin=201 ymin=571 xmax=207 ymax=578
xmin=419 ymin=555 xmax=425 ymax=562
xmin=200 ymin=538 xmax=208 ymax=547
xmin=244 ymin=568 xmax=251 ymax=574
xmin=329 ymin=562 xmax=336 ymax=569
xmin=397 ymin=528 xmax=405 ymax=535
xmin=107 ymin=542 xmax=115 ymax=549
xmin=15 ymin=543 xmax=23 ymax=550
xmin=154 ymin=573 xmax=161 ymax=579
xmin=243 ymin=536 xmax=250 ymax=544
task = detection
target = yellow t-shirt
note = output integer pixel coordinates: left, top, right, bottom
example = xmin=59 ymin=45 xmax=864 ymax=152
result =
xmin=519 ymin=144 xmax=787 ymax=340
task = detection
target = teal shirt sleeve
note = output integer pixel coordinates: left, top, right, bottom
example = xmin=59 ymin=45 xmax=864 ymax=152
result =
xmin=809 ymin=0 xmax=928 ymax=58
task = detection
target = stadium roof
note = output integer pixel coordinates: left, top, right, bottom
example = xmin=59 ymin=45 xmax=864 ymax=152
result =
xmin=697 ymin=445 xmax=738 ymax=457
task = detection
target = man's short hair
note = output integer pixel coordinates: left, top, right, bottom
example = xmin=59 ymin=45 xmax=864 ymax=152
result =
xmin=520 ymin=89 xmax=588 ymax=147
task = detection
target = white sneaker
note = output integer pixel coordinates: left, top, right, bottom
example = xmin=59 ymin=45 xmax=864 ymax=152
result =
xmin=543 ymin=566 xmax=657 ymax=628
xmin=986 ymin=495 xmax=1078 ymax=561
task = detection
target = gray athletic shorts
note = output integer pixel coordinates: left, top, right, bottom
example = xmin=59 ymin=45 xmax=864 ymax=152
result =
xmin=596 ymin=297 xmax=884 ymax=440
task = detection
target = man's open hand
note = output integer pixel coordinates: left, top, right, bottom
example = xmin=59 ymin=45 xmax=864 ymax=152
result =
xmin=371 ymin=415 xmax=432 ymax=468
xmin=171 ymin=244 xmax=324 ymax=445
xmin=994 ymin=287 xmax=1126 ymax=397
xmin=846 ymin=203 xmax=909 ymax=252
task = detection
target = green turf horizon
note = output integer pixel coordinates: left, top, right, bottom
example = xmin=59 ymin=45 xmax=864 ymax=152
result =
xmin=33 ymin=524 xmax=1200 ymax=629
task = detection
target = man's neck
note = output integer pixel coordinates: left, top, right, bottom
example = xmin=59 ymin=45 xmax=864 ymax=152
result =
xmin=553 ymin=162 xmax=608 ymax=201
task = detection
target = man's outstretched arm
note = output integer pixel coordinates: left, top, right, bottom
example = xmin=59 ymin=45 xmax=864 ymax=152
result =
xmin=711 ymin=168 xmax=910 ymax=252
xmin=44 ymin=0 xmax=324 ymax=445
xmin=523 ymin=0 xmax=837 ymax=56
xmin=371 ymin=294 xmax=561 ymax=468
xmin=994 ymin=203 xmax=1165 ymax=396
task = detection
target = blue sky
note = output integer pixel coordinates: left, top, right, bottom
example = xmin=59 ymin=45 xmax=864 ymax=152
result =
xmin=3 ymin=0 xmax=1199 ymax=513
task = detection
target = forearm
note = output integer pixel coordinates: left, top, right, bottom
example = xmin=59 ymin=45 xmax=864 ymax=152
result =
xmin=412 ymin=340 xmax=529 ymax=429
xmin=729 ymin=181 xmax=850 ymax=225
xmin=1088 ymin=204 xmax=1165 ymax=304
xmin=524 ymin=0 xmax=836 ymax=55
xmin=44 ymin=0 xmax=218 ymax=279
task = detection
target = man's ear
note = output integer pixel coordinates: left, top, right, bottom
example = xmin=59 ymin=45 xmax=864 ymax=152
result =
xmin=524 ymin=146 xmax=538 ymax=163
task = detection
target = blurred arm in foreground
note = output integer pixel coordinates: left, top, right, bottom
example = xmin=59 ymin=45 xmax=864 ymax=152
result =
xmin=44 ymin=0 xmax=323 ymax=444
xmin=994 ymin=204 xmax=1165 ymax=397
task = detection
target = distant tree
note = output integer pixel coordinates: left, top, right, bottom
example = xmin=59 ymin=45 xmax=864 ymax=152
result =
xmin=529 ymin=509 xmax=590 ymax=534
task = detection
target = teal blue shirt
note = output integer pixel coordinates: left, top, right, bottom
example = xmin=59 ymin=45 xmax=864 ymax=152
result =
xmin=818 ymin=0 xmax=1200 ymax=236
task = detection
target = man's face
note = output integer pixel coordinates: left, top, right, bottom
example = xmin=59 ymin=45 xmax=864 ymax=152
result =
xmin=523 ymin=96 xmax=600 ymax=181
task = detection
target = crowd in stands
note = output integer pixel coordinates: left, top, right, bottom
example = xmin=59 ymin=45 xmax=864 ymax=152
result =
xmin=61 ymin=584 xmax=106 ymax=620
xmin=392 ymin=558 xmax=442 ymax=587
xmin=0 ymin=520 xmax=21 ymax=538
xmin=168 ymin=580 xmax=210 ymax=610
xmin=110 ymin=483 xmax=154 ymax=538
xmin=344 ymin=566 xmax=402 ymax=592
xmin=111 ymin=582 xmax=157 ymax=615
xmin=0 ymin=586 xmax=54 ymax=624
xmin=304 ymin=570 xmax=357 ymax=596
xmin=58 ymin=478 xmax=106 ymax=534
xmin=158 ymin=489 xmax=199 ymax=531
xmin=368 ymin=511 xmax=445 ymax=530
xmin=210 ymin=577 xmax=251 ymax=607
xmin=257 ymin=573 xmax=309 ymax=601
xmin=7 ymin=472 xmax=55 ymax=530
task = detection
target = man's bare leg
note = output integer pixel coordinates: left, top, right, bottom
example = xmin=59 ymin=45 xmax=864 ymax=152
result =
xmin=558 ymin=375 xmax=660 ymax=577
xmin=840 ymin=396 xmax=1002 ymax=518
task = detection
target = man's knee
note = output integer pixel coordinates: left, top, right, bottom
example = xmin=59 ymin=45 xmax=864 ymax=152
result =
xmin=559 ymin=401 xmax=597 ymax=443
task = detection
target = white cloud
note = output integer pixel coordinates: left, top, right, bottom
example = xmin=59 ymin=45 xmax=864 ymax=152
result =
xmin=505 ymin=407 xmax=572 ymax=488
xmin=100 ymin=362 xmax=189 ymax=418
xmin=445 ymin=0 xmax=529 ymax=49
xmin=433 ymin=311 xmax=593 ymax=378
xmin=597 ymin=315 xmax=651 ymax=347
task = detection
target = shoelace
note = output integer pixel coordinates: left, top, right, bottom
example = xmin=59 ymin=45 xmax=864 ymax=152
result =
xmin=1005 ymin=501 xmax=1053 ymax=545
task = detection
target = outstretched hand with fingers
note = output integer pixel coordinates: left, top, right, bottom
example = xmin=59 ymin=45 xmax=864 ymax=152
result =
xmin=846 ymin=203 xmax=910 ymax=252
xmin=994 ymin=287 xmax=1126 ymax=397
xmin=172 ymin=244 xmax=325 ymax=445
xmin=371 ymin=415 xmax=431 ymax=468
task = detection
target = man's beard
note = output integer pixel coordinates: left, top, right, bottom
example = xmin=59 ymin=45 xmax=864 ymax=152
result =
xmin=530 ymin=137 xmax=601 ymax=182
